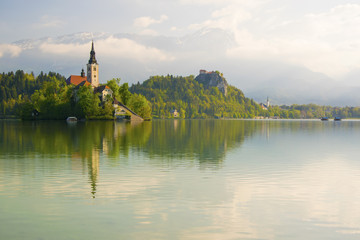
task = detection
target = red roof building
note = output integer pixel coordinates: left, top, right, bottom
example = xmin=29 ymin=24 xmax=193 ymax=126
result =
xmin=66 ymin=75 xmax=89 ymax=86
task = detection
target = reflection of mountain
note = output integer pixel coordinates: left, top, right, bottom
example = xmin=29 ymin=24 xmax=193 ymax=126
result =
xmin=3 ymin=120 xmax=359 ymax=197
xmin=0 ymin=119 xmax=257 ymax=163
xmin=6 ymin=120 xmax=348 ymax=195
xmin=143 ymin=120 xmax=259 ymax=168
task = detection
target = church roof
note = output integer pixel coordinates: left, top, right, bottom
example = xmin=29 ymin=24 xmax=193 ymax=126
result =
xmin=88 ymin=41 xmax=97 ymax=64
xmin=94 ymin=85 xmax=112 ymax=93
xmin=77 ymin=80 xmax=91 ymax=87
xmin=66 ymin=75 xmax=89 ymax=86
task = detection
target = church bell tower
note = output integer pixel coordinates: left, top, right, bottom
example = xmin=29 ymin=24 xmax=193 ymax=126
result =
xmin=87 ymin=41 xmax=99 ymax=87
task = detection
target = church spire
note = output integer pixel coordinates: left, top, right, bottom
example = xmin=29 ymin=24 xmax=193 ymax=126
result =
xmin=88 ymin=40 xmax=97 ymax=64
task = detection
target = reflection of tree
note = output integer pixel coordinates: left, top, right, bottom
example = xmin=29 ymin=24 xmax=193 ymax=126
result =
xmin=0 ymin=120 xmax=152 ymax=197
xmin=4 ymin=120 xmax=352 ymax=195
xmin=0 ymin=120 xmax=258 ymax=170
xmin=143 ymin=120 xmax=259 ymax=167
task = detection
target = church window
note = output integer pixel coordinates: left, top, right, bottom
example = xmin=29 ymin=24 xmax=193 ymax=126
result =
xmin=93 ymin=67 xmax=96 ymax=71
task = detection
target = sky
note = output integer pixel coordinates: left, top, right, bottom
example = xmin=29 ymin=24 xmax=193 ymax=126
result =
xmin=1 ymin=0 xmax=360 ymax=105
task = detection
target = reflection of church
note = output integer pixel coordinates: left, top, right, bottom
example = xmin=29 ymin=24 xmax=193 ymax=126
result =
xmin=89 ymin=149 xmax=100 ymax=198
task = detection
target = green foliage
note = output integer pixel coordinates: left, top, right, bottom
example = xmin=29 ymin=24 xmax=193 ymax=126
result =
xmin=106 ymin=78 xmax=121 ymax=99
xmin=119 ymin=83 xmax=132 ymax=105
xmin=0 ymin=70 xmax=67 ymax=118
xmin=129 ymin=75 xmax=260 ymax=119
xmin=0 ymin=70 xmax=116 ymax=120
xmin=128 ymin=93 xmax=152 ymax=119
xmin=3 ymin=70 xmax=360 ymax=120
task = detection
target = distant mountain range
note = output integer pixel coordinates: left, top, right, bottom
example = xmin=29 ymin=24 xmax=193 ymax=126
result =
xmin=2 ymin=28 xmax=360 ymax=106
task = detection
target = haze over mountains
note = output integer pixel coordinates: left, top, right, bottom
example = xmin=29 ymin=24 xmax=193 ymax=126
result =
xmin=2 ymin=28 xmax=360 ymax=106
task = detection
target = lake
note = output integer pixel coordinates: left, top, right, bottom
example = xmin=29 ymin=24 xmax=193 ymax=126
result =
xmin=1 ymin=119 xmax=360 ymax=240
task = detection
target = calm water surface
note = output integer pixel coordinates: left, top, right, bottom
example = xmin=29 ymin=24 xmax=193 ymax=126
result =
xmin=1 ymin=119 xmax=360 ymax=240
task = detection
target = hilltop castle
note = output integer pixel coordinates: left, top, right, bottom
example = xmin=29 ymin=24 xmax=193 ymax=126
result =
xmin=66 ymin=41 xmax=99 ymax=88
xmin=195 ymin=70 xmax=228 ymax=96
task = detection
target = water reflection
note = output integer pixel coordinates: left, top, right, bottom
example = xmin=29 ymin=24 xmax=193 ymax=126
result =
xmin=1 ymin=120 xmax=360 ymax=239
xmin=1 ymin=120 xmax=259 ymax=197
xmin=0 ymin=119 xmax=260 ymax=160
xmin=1 ymin=120 xmax=261 ymax=197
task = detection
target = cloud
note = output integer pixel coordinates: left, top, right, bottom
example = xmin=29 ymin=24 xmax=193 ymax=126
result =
xmin=0 ymin=44 xmax=22 ymax=58
xmin=191 ymin=3 xmax=360 ymax=78
xmin=39 ymin=42 xmax=88 ymax=56
xmin=97 ymin=37 xmax=173 ymax=62
xmin=264 ymin=4 xmax=360 ymax=77
xmin=188 ymin=6 xmax=252 ymax=31
xmin=133 ymin=15 xmax=168 ymax=28
xmin=138 ymin=29 xmax=159 ymax=36
xmin=180 ymin=0 xmax=266 ymax=7
xmin=186 ymin=0 xmax=267 ymax=32
xmin=39 ymin=36 xmax=174 ymax=63
xmin=34 ymin=15 xmax=65 ymax=28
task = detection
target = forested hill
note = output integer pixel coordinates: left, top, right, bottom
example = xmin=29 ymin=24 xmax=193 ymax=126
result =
xmin=129 ymin=74 xmax=262 ymax=118
xmin=0 ymin=70 xmax=66 ymax=116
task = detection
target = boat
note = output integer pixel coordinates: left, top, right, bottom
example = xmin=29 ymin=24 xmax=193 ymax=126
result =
xmin=321 ymin=117 xmax=329 ymax=121
xmin=66 ymin=117 xmax=78 ymax=122
xmin=334 ymin=117 xmax=342 ymax=121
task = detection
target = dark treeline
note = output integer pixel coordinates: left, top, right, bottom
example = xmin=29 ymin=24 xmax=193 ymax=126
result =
xmin=1 ymin=70 xmax=360 ymax=119
xmin=0 ymin=70 xmax=65 ymax=117
xmin=0 ymin=70 xmax=151 ymax=120
xmin=275 ymin=104 xmax=360 ymax=119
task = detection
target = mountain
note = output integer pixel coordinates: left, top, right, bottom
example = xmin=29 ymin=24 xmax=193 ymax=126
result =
xmin=2 ymin=28 xmax=360 ymax=106
xmin=129 ymin=73 xmax=262 ymax=119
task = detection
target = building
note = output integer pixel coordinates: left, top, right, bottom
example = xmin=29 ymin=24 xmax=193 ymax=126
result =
xmin=196 ymin=69 xmax=228 ymax=96
xmin=87 ymin=41 xmax=99 ymax=87
xmin=66 ymin=41 xmax=113 ymax=101
xmin=66 ymin=41 xmax=99 ymax=88
xmin=65 ymin=41 xmax=143 ymax=121
xmin=113 ymin=98 xmax=144 ymax=121
xmin=94 ymin=85 xmax=113 ymax=102
xmin=260 ymin=97 xmax=270 ymax=110
xmin=170 ymin=109 xmax=180 ymax=118
xmin=260 ymin=103 xmax=267 ymax=110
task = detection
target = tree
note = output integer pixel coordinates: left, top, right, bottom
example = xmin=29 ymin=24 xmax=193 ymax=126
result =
xmin=106 ymin=78 xmax=121 ymax=100
xmin=119 ymin=83 xmax=132 ymax=105
xmin=180 ymin=108 xmax=186 ymax=119
xmin=77 ymin=86 xmax=97 ymax=118
xmin=128 ymin=93 xmax=152 ymax=119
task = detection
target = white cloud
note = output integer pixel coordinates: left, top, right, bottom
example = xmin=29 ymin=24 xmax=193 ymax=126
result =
xmin=0 ymin=44 xmax=22 ymax=58
xmin=193 ymin=3 xmax=360 ymax=78
xmin=189 ymin=6 xmax=252 ymax=32
xmin=179 ymin=0 xmax=265 ymax=6
xmin=39 ymin=36 xmax=174 ymax=63
xmin=39 ymin=42 xmax=88 ymax=55
xmin=133 ymin=15 xmax=168 ymax=28
xmin=97 ymin=37 xmax=174 ymax=62
xmin=265 ymin=4 xmax=360 ymax=77
xmin=138 ymin=29 xmax=159 ymax=36
xmin=35 ymin=15 xmax=65 ymax=28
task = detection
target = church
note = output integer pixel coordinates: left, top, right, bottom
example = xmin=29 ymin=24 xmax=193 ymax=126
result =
xmin=66 ymin=41 xmax=113 ymax=101
xmin=65 ymin=41 xmax=144 ymax=121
